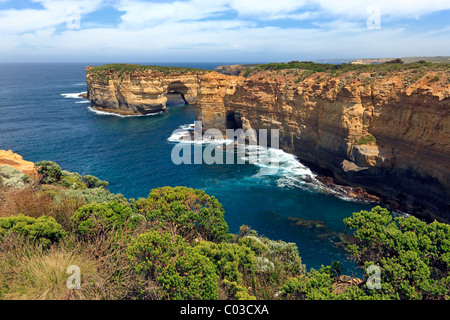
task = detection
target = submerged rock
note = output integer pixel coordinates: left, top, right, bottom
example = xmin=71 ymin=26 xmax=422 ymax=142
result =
xmin=288 ymin=217 xmax=328 ymax=230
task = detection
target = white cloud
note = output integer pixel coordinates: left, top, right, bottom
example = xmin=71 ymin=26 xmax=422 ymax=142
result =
xmin=116 ymin=0 xmax=230 ymax=28
xmin=0 ymin=0 xmax=449 ymax=62
xmin=227 ymin=0 xmax=308 ymax=18
xmin=314 ymin=0 xmax=450 ymax=19
xmin=0 ymin=0 xmax=104 ymax=34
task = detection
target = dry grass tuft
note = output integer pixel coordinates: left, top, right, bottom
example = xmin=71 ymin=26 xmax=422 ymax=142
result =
xmin=0 ymin=186 xmax=82 ymax=228
xmin=0 ymin=231 xmax=138 ymax=300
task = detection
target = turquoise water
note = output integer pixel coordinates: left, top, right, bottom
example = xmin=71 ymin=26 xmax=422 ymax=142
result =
xmin=0 ymin=63 xmax=375 ymax=274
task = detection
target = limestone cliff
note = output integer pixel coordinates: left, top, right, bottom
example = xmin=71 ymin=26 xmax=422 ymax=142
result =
xmin=85 ymin=65 xmax=206 ymax=115
xmin=196 ymin=68 xmax=450 ymax=222
xmin=0 ymin=150 xmax=37 ymax=177
xmin=85 ymin=64 xmax=450 ymax=221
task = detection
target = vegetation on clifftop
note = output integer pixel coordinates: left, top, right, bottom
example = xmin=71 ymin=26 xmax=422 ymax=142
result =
xmin=242 ymin=60 xmax=450 ymax=78
xmin=89 ymin=64 xmax=210 ymax=76
xmin=0 ymin=159 xmax=449 ymax=300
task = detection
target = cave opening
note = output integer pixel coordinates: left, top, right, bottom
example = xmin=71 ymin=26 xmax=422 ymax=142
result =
xmin=167 ymin=81 xmax=189 ymax=106
xmin=226 ymin=111 xmax=243 ymax=130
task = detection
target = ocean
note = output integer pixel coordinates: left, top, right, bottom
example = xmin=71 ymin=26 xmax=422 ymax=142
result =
xmin=0 ymin=62 xmax=376 ymax=274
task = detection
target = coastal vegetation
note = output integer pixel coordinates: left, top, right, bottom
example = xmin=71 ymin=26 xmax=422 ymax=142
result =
xmin=0 ymin=159 xmax=449 ymax=300
xmin=242 ymin=60 xmax=450 ymax=78
xmin=88 ymin=64 xmax=210 ymax=82
xmin=354 ymin=134 xmax=377 ymax=146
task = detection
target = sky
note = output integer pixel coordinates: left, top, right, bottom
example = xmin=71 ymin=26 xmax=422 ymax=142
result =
xmin=0 ymin=0 xmax=449 ymax=63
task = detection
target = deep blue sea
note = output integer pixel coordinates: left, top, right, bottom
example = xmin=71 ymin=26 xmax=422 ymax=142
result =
xmin=0 ymin=63 xmax=375 ymax=275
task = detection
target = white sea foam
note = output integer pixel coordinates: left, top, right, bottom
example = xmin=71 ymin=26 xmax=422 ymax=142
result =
xmin=167 ymin=123 xmax=369 ymax=202
xmin=167 ymin=123 xmax=233 ymax=144
xmin=168 ymin=123 xmax=321 ymax=189
xmin=242 ymin=145 xmax=323 ymax=191
xmin=61 ymin=92 xmax=86 ymax=99
xmin=75 ymin=100 xmax=91 ymax=104
xmin=87 ymin=106 xmax=163 ymax=118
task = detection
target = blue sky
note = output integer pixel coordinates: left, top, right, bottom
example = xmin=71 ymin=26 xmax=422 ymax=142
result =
xmin=0 ymin=0 xmax=449 ymax=63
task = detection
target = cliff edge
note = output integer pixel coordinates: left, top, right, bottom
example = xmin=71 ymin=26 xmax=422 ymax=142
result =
xmin=85 ymin=62 xmax=450 ymax=221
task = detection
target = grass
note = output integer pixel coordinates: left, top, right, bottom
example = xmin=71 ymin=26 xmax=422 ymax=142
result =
xmin=0 ymin=186 xmax=82 ymax=229
xmin=354 ymin=134 xmax=376 ymax=146
xmin=0 ymin=226 xmax=138 ymax=300
xmin=0 ymin=242 xmax=98 ymax=300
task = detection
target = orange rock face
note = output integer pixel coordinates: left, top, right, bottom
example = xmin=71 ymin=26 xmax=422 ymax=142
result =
xmin=196 ymin=69 xmax=450 ymax=221
xmin=85 ymin=67 xmax=202 ymax=114
xmin=0 ymin=150 xmax=37 ymax=177
xmin=84 ymin=65 xmax=450 ymax=221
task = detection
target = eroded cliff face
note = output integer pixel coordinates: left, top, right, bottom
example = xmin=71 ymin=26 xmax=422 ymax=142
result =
xmin=196 ymin=69 xmax=450 ymax=221
xmin=0 ymin=150 xmax=37 ymax=177
xmin=85 ymin=65 xmax=450 ymax=221
xmin=85 ymin=66 xmax=202 ymax=115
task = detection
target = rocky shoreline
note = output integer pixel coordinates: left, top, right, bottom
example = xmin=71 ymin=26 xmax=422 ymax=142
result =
xmin=83 ymin=63 xmax=450 ymax=222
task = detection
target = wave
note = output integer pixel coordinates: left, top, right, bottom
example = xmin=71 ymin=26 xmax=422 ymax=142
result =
xmin=243 ymin=145 xmax=323 ymax=191
xmin=61 ymin=92 xmax=86 ymax=99
xmin=167 ymin=123 xmax=234 ymax=144
xmin=87 ymin=106 xmax=163 ymax=118
xmin=75 ymin=100 xmax=91 ymax=104
xmin=167 ymin=123 xmax=369 ymax=203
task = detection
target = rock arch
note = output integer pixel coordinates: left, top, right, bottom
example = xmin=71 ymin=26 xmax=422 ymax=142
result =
xmin=166 ymin=80 xmax=197 ymax=105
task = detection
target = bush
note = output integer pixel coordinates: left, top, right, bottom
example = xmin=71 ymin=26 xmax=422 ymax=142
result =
xmin=61 ymin=171 xmax=86 ymax=190
xmin=60 ymin=187 xmax=126 ymax=205
xmin=0 ymin=214 xmax=65 ymax=246
xmin=222 ymin=279 xmax=256 ymax=300
xmin=343 ymin=206 xmax=450 ymax=300
xmin=71 ymin=201 xmax=140 ymax=238
xmin=127 ymin=230 xmax=187 ymax=276
xmin=127 ymin=230 xmax=219 ymax=300
xmin=239 ymin=235 xmax=305 ymax=274
xmin=194 ymin=241 xmax=257 ymax=284
xmin=157 ymin=247 xmax=219 ymax=300
xmin=0 ymin=165 xmax=30 ymax=189
xmin=83 ymin=175 xmax=109 ymax=189
xmin=354 ymin=134 xmax=376 ymax=145
xmin=35 ymin=161 xmax=62 ymax=184
xmin=134 ymin=187 xmax=229 ymax=243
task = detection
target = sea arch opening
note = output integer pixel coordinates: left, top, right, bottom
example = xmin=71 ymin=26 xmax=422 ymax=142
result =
xmin=166 ymin=81 xmax=191 ymax=106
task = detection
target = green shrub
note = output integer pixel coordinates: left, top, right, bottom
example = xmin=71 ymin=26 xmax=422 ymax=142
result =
xmin=354 ymin=134 xmax=376 ymax=145
xmin=127 ymin=230 xmax=187 ymax=276
xmin=71 ymin=201 xmax=140 ymax=238
xmin=194 ymin=241 xmax=257 ymax=284
xmin=60 ymin=170 xmax=86 ymax=190
xmin=343 ymin=206 xmax=450 ymax=300
xmin=157 ymin=247 xmax=219 ymax=300
xmin=83 ymin=175 xmax=109 ymax=189
xmin=134 ymin=186 xmax=229 ymax=243
xmin=222 ymin=279 xmax=256 ymax=300
xmin=35 ymin=161 xmax=62 ymax=184
xmin=127 ymin=230 xmax=219 ymax=300
xmin=239 ymin=235 xmax=305 ymax=274
xmin=0 ymin=214 xmax=65 ymax=246
xmin=0 ymin=165 xmax=29 ymax=189
xmin=61 ymin=175 xmax=86 ymax=190
xmin=279 ymin=267 xmax=338 ymax=300
xmin=59 ymin=187 xmax=126 ymax=205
